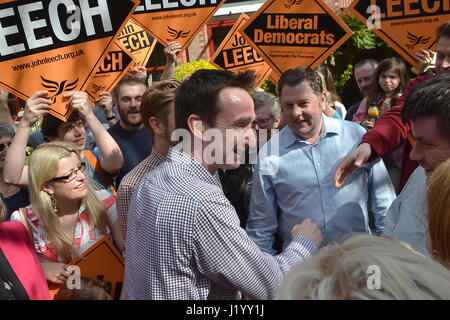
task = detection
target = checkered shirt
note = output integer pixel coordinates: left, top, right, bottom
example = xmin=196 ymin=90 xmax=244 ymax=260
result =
xmin=124 ymin=147 xmax=317 ymax=300
xmin=116 ymin=147 xmax=165 ymax=251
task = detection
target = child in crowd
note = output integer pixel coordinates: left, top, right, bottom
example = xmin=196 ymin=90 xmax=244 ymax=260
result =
xmin=352 ymin=57 xmax=408 ymax=129
xmin=352 ymin=57 xmax=409 ymax=191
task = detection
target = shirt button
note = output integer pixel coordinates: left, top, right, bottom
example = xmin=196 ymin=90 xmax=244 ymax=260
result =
xmin=321 ymin=184 xmax=325 ymax=187
xmin=328 ymin=227 xmax=332 ymax=231
xmin=325 ymin=205 xmax=329 ymax=209
xmin=317 ymin=162 xmax=321 ymax=166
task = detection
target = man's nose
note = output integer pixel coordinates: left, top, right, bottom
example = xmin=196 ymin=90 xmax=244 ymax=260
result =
xmin=245 ymin=127 xmax=257 ymax=149
xmin=292 ymin=105 xmax=302 ymax=118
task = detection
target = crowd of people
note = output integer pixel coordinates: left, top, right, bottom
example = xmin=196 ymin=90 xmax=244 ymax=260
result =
xmin=0 ymin=21 xmax=449 ymax=300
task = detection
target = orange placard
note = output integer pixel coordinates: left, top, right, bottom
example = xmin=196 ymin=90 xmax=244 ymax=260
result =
xmin=117 ymin=18 xmax=157 ymax=69
xmin=350 ymin=0 xmax=450 ymax=67
xmin=239 ymin=0 xmax=353 ymax=77
xmin=269 ymin=71 xmax=280 ymax=86
xmin=86 ymin=40 xmax=136 ymax=102
xmin=0 ymin=0 xmax=139 ymax=121
xmin=132 ymin=0 xmax=226 ymax=54
xmin=210 ymin=13 xmax=272 ymax=88
xmin=48 ymin=236 xmax=124 ymax=300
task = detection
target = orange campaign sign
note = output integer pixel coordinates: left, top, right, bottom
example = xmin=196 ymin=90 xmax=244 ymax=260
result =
xmin=48 ymin=236 xmax=124 ymax=300
xmin=0 ymin=0 xmax=139 ymax=121
xmin=117 ymin=18 xmax=157 ymax=69
xmin=86 ymin=40 xmax=136 ymax=102
xmin=239 ymin=0 xmax=353 ymax=77
xmin=210 ymin=13 xmax=272 ymax=88
xmin=350 ymin=0 xmax=450 ymax=67
xmin=269 ymin=70 xmax=280 ymax=86
xmin=131 ymin=0 xmax=226 ymax=54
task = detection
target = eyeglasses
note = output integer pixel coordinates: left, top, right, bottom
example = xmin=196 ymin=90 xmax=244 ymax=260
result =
xmin=252 ymin=118 xmax=273 ymax=128
xmin=0 ymin=142 xmax=11 ymax=152
xmin=51 ymin=163 xmax=86 ymax=183
xmin=61 ymin=120 xmax=84 ymax=133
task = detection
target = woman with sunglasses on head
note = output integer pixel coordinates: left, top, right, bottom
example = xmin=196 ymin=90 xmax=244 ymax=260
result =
xmin=10 ymin=141 xmax=122 ymax=284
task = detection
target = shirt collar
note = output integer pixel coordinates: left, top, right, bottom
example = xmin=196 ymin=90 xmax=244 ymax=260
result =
xmin=150 ymin=146 xmax=166 ymax=164
xmin=283 ymin=114 xmax=340 ymax=148
xmin=167 ymin=147 xmax=221 ymax=187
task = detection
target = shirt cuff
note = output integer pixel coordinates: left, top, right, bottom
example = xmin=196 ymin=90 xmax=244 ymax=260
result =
xmin=290 ymin=234 xmax=318 ymax=257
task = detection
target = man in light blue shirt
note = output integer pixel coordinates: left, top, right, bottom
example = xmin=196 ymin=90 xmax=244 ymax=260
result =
xmin=382 ymin=166 xmax=428 ymax=255
xmin=247 ymin=67 xmax=396 ymax=254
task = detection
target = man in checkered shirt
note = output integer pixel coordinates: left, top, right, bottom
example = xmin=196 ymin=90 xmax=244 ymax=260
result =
xmin=124 ymin=69 xmax=322 ymax=300
xmin=116 ymin=79 xmax=181 ymax=251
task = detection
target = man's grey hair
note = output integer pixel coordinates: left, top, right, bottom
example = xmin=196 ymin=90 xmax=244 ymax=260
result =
xmin=251 ymin=91 xmax=281 ymax=119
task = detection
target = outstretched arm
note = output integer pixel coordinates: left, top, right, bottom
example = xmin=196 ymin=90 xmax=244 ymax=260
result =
xmin=95 ymin=92 xmax=117 ymax=126
xmin=3 ymin=91 xmax=52 ymax=186
xmin=333 ymin=142 xmax=373 ymax=189
xmin=334 ymin=75 xmax=432 ymax=188
xmin=0 ymin=88 xmax=14 ymax=127
xmin=160 ymin=41 xmax=181 ymax=81
xmin=64 ymin=91 xmax=123 ymax=174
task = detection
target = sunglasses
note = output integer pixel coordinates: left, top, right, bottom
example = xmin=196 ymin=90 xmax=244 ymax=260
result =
xmin=0 ymin=142 xmax=11 ymax=152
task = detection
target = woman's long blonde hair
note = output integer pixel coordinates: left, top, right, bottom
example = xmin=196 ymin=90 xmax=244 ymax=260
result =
xmin=427 ymin=159 xmax=450 ymax=267
xmin=28 ymin=141 xmax=110 ymax=262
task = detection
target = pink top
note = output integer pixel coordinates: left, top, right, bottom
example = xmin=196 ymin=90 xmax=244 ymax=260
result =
xmin=11 ymin=190 xmax=116 ymax=263
xmin=0 ymin=221 xmax=51 ymax=300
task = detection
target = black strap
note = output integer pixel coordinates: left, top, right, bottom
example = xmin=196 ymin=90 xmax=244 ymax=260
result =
xmin=0 ymin=248 xmax=29 ymax=300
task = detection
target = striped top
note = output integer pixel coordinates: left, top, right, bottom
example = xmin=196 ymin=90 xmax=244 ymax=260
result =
xmin=124 ymin=147 xmax=317 ymax=300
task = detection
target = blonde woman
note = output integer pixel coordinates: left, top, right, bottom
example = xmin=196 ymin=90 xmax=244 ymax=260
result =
xmin=426 ymin=159 xmax=450 ymax=267
xmin=277 ymin=234 xmax=450 ymax=300
xmin=10 ymin=141 xmax=122 ymax=284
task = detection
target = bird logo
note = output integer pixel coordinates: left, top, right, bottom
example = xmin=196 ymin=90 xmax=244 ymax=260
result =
xmin=41 ymin=76 xmax=79 ymax=103
xmin=284 ymin=0 xmax=303 ymax=9
xmin=406 ymin=31 xmax=431 ymax=50
xmin=167 ymin=26 xmax=190 ymax=41
xmin=90 ymin=83 xmax=106 ymax=95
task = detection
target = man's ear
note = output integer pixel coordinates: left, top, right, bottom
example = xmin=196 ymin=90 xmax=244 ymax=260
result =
xmin=149 ymin=117 xmax=163 ymax=135
xmin=320 ymin=91 xmax=327 ymax=112
xmin=273 ymin=116 xmax=281 ymax=129
xmin=187 ymin=114 xmax=205 ymax=140
xmin=42 ymin=182 xmax=54 ymax=196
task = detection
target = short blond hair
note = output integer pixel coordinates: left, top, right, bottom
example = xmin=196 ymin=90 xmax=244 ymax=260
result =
xmin=140 ymin=79 xmax=180 ymax=135
xmin=277 ymin=235 xmax=450 ymax=300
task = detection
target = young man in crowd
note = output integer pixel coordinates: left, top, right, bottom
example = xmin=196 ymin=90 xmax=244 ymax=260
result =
xmin=116 ymin=79 xmax=180 ymax=250
xmin=124 ymin=69 xmax=322 ymax=300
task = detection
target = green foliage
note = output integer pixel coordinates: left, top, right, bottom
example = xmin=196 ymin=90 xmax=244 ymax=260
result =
xmin=25 ymin=146 xmax=33 ymax=165
xmin=173 ymin=59 xmax=217 ymax=80
xmin=334 ymin=64 xmax=354 ymax=96
xmin=325 ymin=13 xmax=388 ymax=68
xmin=324 ymin=12 xmax=400 ymax=103
xmin=261 ymin=78 xmax=276 ymax=95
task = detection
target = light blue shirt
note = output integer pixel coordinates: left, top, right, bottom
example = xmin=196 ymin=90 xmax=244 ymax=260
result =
xmin=247 ymin=116 xmax=396 ymax=254
xmin=383 ymin=167 xmax=429 ymax=256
